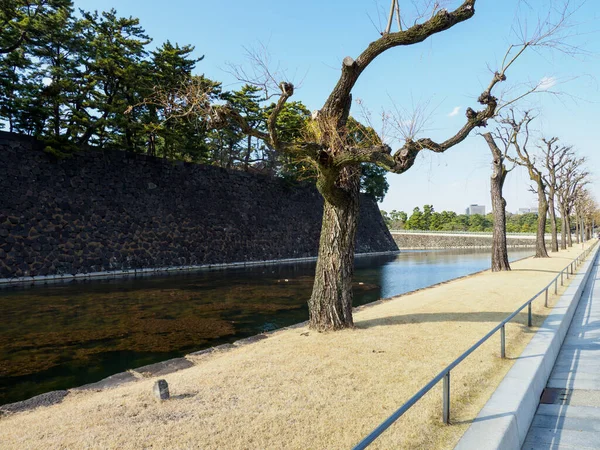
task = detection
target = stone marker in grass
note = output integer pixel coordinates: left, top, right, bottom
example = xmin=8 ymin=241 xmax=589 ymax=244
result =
xmin=153 ymin=380 xmax=169 ymax=401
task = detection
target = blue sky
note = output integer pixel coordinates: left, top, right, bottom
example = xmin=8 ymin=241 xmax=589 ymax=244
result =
xmin=76 ymin=0 xmax=600 ymax=215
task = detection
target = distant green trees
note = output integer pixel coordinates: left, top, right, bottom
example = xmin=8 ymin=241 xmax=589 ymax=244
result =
xmin=381 ymin=205 xmax=563 ymax=233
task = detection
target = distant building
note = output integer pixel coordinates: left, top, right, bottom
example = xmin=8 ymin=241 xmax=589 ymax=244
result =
xmin=465 ymin=204 xmax=485 ymax=216
xmin=517 ymin=207 xmax=539 ymax=215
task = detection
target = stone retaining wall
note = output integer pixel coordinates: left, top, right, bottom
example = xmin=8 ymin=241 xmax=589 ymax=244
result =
xmin=0 ymin=132 xmax=398 ymax=279
xmin=392 ymin=233 xmax=538 ymax=249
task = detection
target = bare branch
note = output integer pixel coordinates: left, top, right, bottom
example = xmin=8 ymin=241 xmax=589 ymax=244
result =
xmin=224 ymin=42 xmax=290 ymax=100
xmin=322 ymin=0 xmax=477 ymax=119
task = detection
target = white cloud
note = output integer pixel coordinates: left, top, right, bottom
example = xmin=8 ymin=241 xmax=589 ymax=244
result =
xmin=448 ymin=106 xmax=461 ymax=117
xmin=538 ymin=76 xmax=557 ymax=91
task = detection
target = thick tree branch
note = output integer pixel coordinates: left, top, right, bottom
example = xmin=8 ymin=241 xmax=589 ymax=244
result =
xmin=267 ymin=82 xmax=294 ymax=149
xmin=321 ymin=0 xmax=476 ymax=118
xmin=0 ymin=30 xmax=26 ymax=54
xmin=387 ymin=87 xmax=497 ymax=174
xmin=328 ymin=72 xmax=499 ymax=173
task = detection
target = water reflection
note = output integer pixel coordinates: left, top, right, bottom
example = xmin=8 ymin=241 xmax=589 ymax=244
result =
xmin=0 ymin=248 xmax=532 ymax=405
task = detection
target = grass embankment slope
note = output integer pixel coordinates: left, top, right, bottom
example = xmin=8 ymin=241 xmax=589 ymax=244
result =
xmin=0 ymin=243 xmax=594 ymax=449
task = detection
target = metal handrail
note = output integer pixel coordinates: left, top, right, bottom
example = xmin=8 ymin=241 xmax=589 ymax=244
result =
xmin=353 ymin=241 xmax=598 ymax=449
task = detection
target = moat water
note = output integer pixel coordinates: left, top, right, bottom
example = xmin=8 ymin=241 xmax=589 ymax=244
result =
xmin=0 ymin=248 xmax=533 ymax=406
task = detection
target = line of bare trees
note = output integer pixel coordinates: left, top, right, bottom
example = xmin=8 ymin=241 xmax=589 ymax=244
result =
xmin=482 ymin=110 xmax=596 ymax=272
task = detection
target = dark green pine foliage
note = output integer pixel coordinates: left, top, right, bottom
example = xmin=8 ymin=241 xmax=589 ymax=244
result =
xmin=271 ymin=100 xmax=311 ymax=178
xmin=0 ymin=47 xmax=31 ymax=132
xmin=27 ymin=2 xmax=78 ymax=141
xmin=210 ymin=85 xmax=266 ymax=170
xmin=0 ymin=0 xmax=73 ymax=54
xmin=147 ymin=41 xmax=202 ymax=158
xmin=74 ymin=9 xmax=151 ymax=148
xmin=0 ymin=4 xmax=390 ymax=201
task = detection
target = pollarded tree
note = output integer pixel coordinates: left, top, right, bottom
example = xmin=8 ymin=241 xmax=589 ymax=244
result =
xmin=576 ymin=190 xmax=590 ymax=241
xmin=210 ymin=0 xmax=574 ymax=331
xmin=540 ymin=138 xmax=572 ymax=252
xmin=503 ymin=112 xmax=550 ymax=258
xmin=481 ymin=125 xmax=518 ymax=271
xmin=557 ymin=157 xmax=587 ymax=248
xmin=573 ymin=187 xmax=594 ymax=244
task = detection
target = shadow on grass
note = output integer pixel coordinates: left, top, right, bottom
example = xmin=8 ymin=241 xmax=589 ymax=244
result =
xmin=512 ymin=269 xmax=563 ymax=275
xmin=355 ymin=311 xmax=546 ymax=329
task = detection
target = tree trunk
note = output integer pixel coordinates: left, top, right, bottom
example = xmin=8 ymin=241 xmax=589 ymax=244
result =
xmin=308 ymin=166 xmax=360 ymax=331
xmin=491 ymin=174 xmax=510 ymax=271
xmin=560 ymin=208 xmax=567 ymax=250
xmin=485 ymin=133 xmax=510 ymax=271
xmin=567 ymin=214 xmax=573 ymax=247
xmin=575 ymin=213 xmax=580 ymax=244
xmin=535 ymin=184 xmax=549 ymax=258
xmin=244 ymin=135 xmax=251 ymax=171
xmin=548 ymin=187 xmax=558 ymax=252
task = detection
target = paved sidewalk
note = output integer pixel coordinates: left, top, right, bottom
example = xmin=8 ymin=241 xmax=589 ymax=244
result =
xmin=523 ymin=258 xmax=600 ymax=449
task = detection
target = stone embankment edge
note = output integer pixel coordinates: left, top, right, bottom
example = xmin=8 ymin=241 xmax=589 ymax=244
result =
xmin=0 ymin=251 xmax=532 ymax=414
xmin=455 ymin=243 xmax=600 ymax=450
xmin=0 ymin=250 xmax=400 ymax=287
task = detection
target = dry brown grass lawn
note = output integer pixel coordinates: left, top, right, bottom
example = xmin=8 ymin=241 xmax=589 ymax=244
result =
xmin=0 ymin=243 xmax=595 ymax=450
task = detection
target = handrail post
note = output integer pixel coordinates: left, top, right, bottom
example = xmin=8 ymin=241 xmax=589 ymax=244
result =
xmin=500 ymin=325 xmax=506 ymax=358
xmin=528 ymin=303 xmax=532 ymax=327
xmin=545 ymin=288 xmax=548 ymax=308
xmin=555 ymin=278 xmax=558 ymax=294
xmin=562 ymin=270 xmax=564 ymax=284
xmin=443 ymin=372 xmax=450 ymax=424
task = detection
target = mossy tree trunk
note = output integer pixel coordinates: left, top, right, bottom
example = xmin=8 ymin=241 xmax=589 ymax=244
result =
xmin=308 ymin=166 xmax=361 ymax=330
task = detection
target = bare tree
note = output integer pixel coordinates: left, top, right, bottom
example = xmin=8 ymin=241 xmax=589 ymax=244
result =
xmin=574 ymin=189 xmax=591 ymax=243
xmin=481 ymin=126 xmax=518 ymax=271
xmin=540 ymin=138 xmax=572 ymax=252
xmin=557 ymin=157 xmax=587 ymax=248
xmin=573 ymin=186 xmax=592 ymax=244
xmin=503 ymin=111 xmax=550 ymax=257
xmin=581 ymin=193 xmax=600 ymax=240
xmin=210 ymin=0 xmax=578 ymax=331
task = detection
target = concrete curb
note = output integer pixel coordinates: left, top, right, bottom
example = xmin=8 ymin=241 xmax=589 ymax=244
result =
xmin=455 ymin=244 xmax=600 ymax=450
